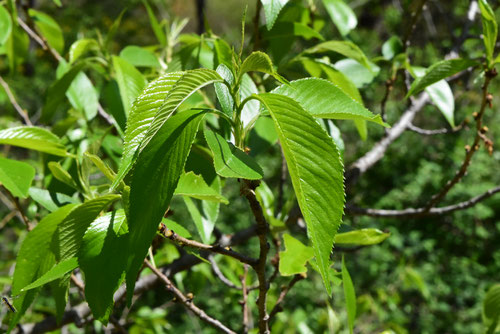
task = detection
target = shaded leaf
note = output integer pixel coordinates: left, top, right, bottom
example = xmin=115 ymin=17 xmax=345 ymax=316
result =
xmin=0 ymin=5 xmax=12 ymax=46
xmin=272 ymin=78 xmax=387 ymax=126
xmin=240 ymin=74 xmax=261 ymax=129
xmin=48 ymin=162 xmax=79 ymax=190
xmin=79 ymin=210 xmax=128 ymax=323
xmin=143 ymin=0 xmax=166 ymax=46
xmin=342 ymin=256 xmax=356 ymax=334
xmin=407 ymin=58 xmax=478 ymax=97
xmin=382 ymin=36 xmax=403 ymax=60
xmin=0 ymin=126 xmax=67 ymax=156
xmin=28 ymin=9 xmax=64 ymax=53
xmin=120 ymin=45 xmax=161 ymax=68
xmin=204 ymin=129 xmax=263 ymax=180
xmin=260 ymin=0 xmax=289 ymax=30
xmin=254 ymin=93 xmax=345 ymax=295
xmin=483 ymin=284 xmax=500 ymax=332
xmin=174 ymin=171 xmax=228 ymax=203
xmin=0 ymin=157 xmax=35 ymax=198
xmin=304 ymin=40 xmax=371 ymax=70
xmin=335 ymin=228 xmax=390 ymax=246
xmin=126 ymin=109 xmax=206 ymax=302
xmin=28 ymin=187 xmax=80 ymax=212
xmin=279 ymin=234 xmax=314 ymax=276
xmin=215 ymin=64 xmax=234 ymax=117
xmin=322 ymin=0 xmax=357 ymax=36
xmin=264 ymin=21 xmax=324 ymax=42
xmin=239 ymin=51 xmax=286 ymax=84
xmin=20 ymin=257 xmax=78 ymax=292
xmin=112 ymin=56 xmax=148 ymax=116
xmin=183 ymin=196 xmax=214 ymax=244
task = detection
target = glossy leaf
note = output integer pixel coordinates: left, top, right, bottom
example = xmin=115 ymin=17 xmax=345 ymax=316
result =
xmin=20 ymin=257 xmax=78 ymax=292
xmin=183 ymin=196 xmax=214 ymax=244
xmin=322 ymin=0 xmax=357 ymax=36
xmin=304 ymin=40 xmax=371 ymax=70
xmin=0 ymin=5 xmax=12 ymax=46
xmin=479 ymin=0 xmax=498 ymax=63
xmin=260 ymin=0 xmax=289 ymax=30
xmin=342 ymin=256 xmax=356 ymax=334
xmin=254 ymin=93 xmax=345 ymax=295
xmin=126 ymin=109 xmax=206 ymax=301
xmin=335 ymin=58 xmax=379 ymax=88
xmin=272 ymin=78 xmax=387 ymax=126
xmin=57 ymin=195 xmax=121 ymax=262
xmin=215 ymin=64 xmax=234 ymax=117
xmin=42 ymin=62 xmax=86 ymax=122
xmin=79 ymin=210 xmax=128 ymax=323
xmin=163 ymin=218 xmax=191 ymax=238
xmin=240 ymin=73 xmax=261 ymax=128
xmin=112 ymin=56 xmax=148 ymax=116
xmin=120 ymin=45 xmax=161 ymax=68
xmin=239 ymin=51 xmax=286 ymax=84
xmin=407 ymin=58 xmax=478 ymax=97
xmin=335 ymin=228 xmax=390 ymax=246
xmin=28 ymin=187 xmax=79 ymax=212
xmin=174 ymin=171 xmax=228 ymax=203
xmin=10 ymin=205 xmax=77 ymax=329
xmin=0 ymin=157 xmax=35 ymax=198
xmin=69 ymin=38 xmax=99 ymax=64
xmin=28 ymin=9 xmax=64 ymax=53
xmin=0 ymin=126 xmax=67 ymax=156
xmin=111 ymin=71 xmax=184 ymax=190
xmin=279 ymin=234 xmax=314 ymax=276
xmin=204 ymin=129 xmax=264 ymax=180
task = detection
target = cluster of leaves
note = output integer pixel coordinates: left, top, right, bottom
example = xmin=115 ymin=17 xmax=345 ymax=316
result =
xmin=0 ymin=0 xmax=499 ymax=333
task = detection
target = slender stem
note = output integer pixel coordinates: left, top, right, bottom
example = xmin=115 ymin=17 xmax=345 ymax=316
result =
xmin=159 ymin=223 xmax=258 ymax=266
xmin=3 ymin=186 xmax=32 ymax=231
xmin=425 ymin=68 xmax=496 ymax=209
xmin=0 ymin=76 xmax=32 ymax=125
xmin=268 ymin=274 xmax=305 ymax=322
xmin=241 ymin=180 xmax=270 ymax=334
xmin=144 ymin=260 xmax=237 ymax=334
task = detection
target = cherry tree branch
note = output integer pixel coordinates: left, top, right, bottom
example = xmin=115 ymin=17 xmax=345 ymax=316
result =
xmin=144 ymin=260 xmax=237 ymax=334
xmin=268 ymin=274 xmax=305 ymax=322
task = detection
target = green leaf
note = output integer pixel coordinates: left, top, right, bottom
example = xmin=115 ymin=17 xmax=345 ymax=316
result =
xmin=239 ymin=51 xmax=286 ymax=84
xmin=125 ymin=109 xmax=206 ymax=302
xmin=48 ymin=161 xmax=79 ymax=190
xmin=335 ymin=58 xmax=379 ymax=88
xmin=272 ymin=78 xmax=387 ymax=126
xmin=143 ymin=0 xmax=166 ymax=46
xmin=41 ymin=62 xmax=86 ymax=122
xmin=322 ymin=0 xmax=357 ymax=36
xmin=254 ymin=93 xmax=345 ymax=295
xmin=105 ymin=9 xmax=126 ymax=48
xmin=20 ymin=257 xmax=78 ymax=292
xmin=174 ymin=171 xmax=228 ymax=203
xmin=204 ymin=129 xmax=264 ymax=180
xmin=382 ymin=36 xmax=403 ymax=60
xmin=69 ymin=38 xmax=99 ymax=64
xmin=0 ymin=157 xmax=35 ymax=198
xmin=215 ymin=64 xmax=234 ymax=117
xmin=28 ymin=9 xmax=64 ymax=53
xmin=79 ymin=210 xmax=128 ymax=323
xmin=479 ymin=0 xmax=498 ymax=63
xmin=483 ymin=284 xmax=500 ymax=322
xmin=240 ymin=74 xmax=261 ymax=129
xmin=10 ymin=205 xmax=77 ymax=329
xmin=0 ymin=126 xmax=67 ymax=156
xmin=112 ymin=56 xmax=148 ymax=116
xmin=162 ymin=218 xmax=191 ymax=238
xmin=113 ymin=69 xmax=223 ymax=190
xmin=111 ymin=71 xmax=184 ymax=190
xmin=407 ymin=58 xmax=478 ymax=97
xmin=304 ymin=40 xmax=371 ymax=70
xmin=260 ymin=0 xmax=290 ymax=30
xmin=120 ymin=45 xmax=161 ymax=68
xmin=183 ymin=196 xmax=214 ymax=244
xmin=85 ymin=152 xmax=117 ymax=182
xmin=57 ymin=60 xmax=98 ymax=121
xmin=0 ymin=5 xmax=12 ymax=46
xmin=279 ymin=234 xmax=314 ymax=276
xmin=28 ymin=187 xmax=80 ymax=212
xmin=335 ymin=228 xmax=390 ymax=246
xmin=57 ymin=195 xmax=121 ymax=262
xmin=342 ymin=256 xmax=356 ymax=334
xmin=265 ymin=21 xmax=324 ymax=42
xmin=412 ymin=66 xmax=455 ymax=127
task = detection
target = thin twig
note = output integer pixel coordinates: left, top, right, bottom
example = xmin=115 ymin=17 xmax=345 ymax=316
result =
xmin=241 ymin=180 xmax=270 ymax=334
xmin=209 ymin=255 xmax=242 ymax=290
xmin=407 ymin=121 xmax=464 ymax=135
xmin=346 ymin=185 xmax=500 ymax=218
xmin=159 ymin=223 xmax=258 ymax=266
xmin=241 ymin=264 xmax=250 ymax=334
xmin=268 ymin=274 xmax=305 ymax=322
xmin=3 ymin=186 xmax=32 ymax=231
xmin=425 ymin=68 xmax=497 ymax=209
xmin=17 ymin=17 xmax=63 ymax=62
xmin=0 ymin=76 xmax=32 ymax=125
xmin=144 ymin=260 xmax=237 ymax=334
